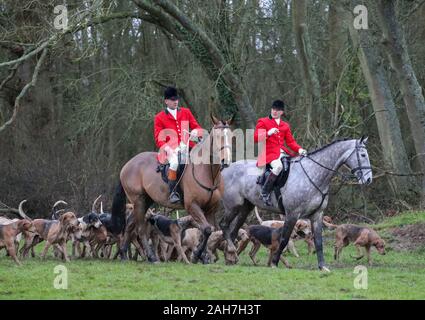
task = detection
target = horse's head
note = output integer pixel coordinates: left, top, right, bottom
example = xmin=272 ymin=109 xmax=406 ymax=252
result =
xmin=344 ymin=136 xmax=372 ymax=185
xmin=210 ymin=113 xmax=235 ymax=170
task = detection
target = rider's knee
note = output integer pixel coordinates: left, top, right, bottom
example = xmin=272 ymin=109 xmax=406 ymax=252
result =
xmin=169 ymin=159 xmax=179 ymax=171
xmin=270 ymin=161 xmax=283 ymax=175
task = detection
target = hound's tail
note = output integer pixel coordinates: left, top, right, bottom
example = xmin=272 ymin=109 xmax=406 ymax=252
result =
xmin=323 ymin=220 xmax=338 ymax=230
xmin=254 ymin=206 xmax=263 ymax=224
xmin=111 ymin=181 xmax=126 ymax=235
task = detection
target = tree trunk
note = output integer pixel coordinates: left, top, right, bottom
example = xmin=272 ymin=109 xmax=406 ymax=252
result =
xmin=292 ymin=0 xmax=323 ymax=139
xmin=345 ymin=5 xmax=418 ymax=198
xmin=376 ymin=0 xmax=425 ymax=206
xmin=329 ymin=0 xmax=348 ymax=128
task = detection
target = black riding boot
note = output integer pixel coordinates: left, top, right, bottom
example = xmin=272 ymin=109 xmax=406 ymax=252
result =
xmin=260 ymin=172 xmax=278 ymax=206
xmin=168 ymin=179 xmax=181 ymax=204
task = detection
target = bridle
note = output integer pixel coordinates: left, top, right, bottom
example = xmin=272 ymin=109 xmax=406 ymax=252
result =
xmin=295 ymin=140 xmax=372 ymax=214
xmin=350 ymin=140 xmax=373 ymax=183
xmin=191 ymin=124 xmax=232 ymax=199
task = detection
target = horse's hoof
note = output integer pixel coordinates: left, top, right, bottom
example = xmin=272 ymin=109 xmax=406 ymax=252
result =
xmin=320 ymin=266 xmax=331 ymax=273
xmin=271 ymin=263 xmax=278 ymax=269
xmin=191 ymin=254 xmax=200 ymax=264
xmin=147 ymin=256 xmax=159 ymax=264
xmin=224 ymin=250 xmax=239 ymax=265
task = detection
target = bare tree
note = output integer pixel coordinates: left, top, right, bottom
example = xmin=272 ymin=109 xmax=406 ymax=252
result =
xmin=376 ymin=0 xmax=425 ymax=206
xmin=292 ymin=0 xmax=323 ymax=140
xmin=344 ymin=2 xmax=418 ymax=197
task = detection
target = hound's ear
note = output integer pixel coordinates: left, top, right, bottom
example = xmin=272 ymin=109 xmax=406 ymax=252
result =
xmin=227 ymin=113 xmax=236 ymax=126
xmin=210 ymin=113 xmax=220 ymax=125
xmin=360 ymin=136 xmax=368 ymax=145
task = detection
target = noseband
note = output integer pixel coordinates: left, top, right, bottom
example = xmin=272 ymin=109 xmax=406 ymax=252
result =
xmin=349 ymin=140 xmax=372 ymax=181
xmin=191 ymin=125 xmax=231 ymax=198
xmin=296 ymin=140 xmax=372 ymax=215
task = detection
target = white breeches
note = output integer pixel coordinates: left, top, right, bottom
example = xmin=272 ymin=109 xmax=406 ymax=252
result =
xmin=269 ymin=157 xmax=283 ymax=176
xmin=167 ymin=152 xmax=179 ymax=171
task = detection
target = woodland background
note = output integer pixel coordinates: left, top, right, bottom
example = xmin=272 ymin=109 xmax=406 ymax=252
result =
xmin=1 ymin=0 xmax=424 ymax=222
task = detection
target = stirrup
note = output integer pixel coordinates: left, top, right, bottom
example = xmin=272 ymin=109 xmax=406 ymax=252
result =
xmin=169 ymin=192 xmax=180 ymax=204
xmin=260 ymin=193 xmax=272 ymax=206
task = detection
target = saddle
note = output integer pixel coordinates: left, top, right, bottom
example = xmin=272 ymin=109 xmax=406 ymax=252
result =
xmin=256 ymin=156 xmax=291 ymax=213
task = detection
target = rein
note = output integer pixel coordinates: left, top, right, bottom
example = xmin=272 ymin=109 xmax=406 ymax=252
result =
xmin=294 ymin=140 xmax=371 ymax=214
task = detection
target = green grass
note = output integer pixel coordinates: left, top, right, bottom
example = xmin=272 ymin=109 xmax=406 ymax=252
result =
xmin=1 ymin=211 xmax=425 ymax=300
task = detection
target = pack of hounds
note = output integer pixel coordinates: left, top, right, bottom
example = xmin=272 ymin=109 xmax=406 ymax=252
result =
xmin=0 ymin=196 xmax=385 ymax=267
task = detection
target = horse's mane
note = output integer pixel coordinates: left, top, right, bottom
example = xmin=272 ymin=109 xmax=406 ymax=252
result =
xmin=307 ymin=138 xmax=353 ymax=156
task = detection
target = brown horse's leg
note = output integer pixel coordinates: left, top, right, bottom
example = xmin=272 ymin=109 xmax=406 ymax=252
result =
xmin=124 ymin=196 xmax=158 ymax=262
xmin=188 ymin=202 xmax=212 ymax=264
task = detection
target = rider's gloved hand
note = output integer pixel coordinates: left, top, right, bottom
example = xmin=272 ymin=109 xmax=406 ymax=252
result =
xmin=189 ymin=129 xmax=199 ymax=141
xmin=267 ymin=128 xmax=279 ymax=136
xmin=298 ymin=148 xmax=307 ymax=156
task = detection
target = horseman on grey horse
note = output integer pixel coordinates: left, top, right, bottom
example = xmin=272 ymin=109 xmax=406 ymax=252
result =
xmin=253 ymin=99 xmax=307 ymax=206
xmin=219 ymin=99 xmax=372 ymax=271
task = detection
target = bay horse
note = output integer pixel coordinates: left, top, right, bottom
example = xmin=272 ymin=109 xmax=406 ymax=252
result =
xmin=110 ymin=115 xmax=233 ymax=263
xmin=219 ymin=137 xmax=372 ymax=271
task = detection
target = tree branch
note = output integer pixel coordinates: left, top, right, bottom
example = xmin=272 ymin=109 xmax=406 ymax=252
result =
xmin=0 ymin=11 xmax=153 ymax=69
xmin=0 ymin=48 xmax=48 ymax=132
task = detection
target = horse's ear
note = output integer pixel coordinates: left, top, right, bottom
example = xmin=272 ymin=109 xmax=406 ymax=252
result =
xmin=210 ymin=113 xmax=220 ymax=125
xmin=360 ymin=135 xmax=368 ymax=145
xmin=227 ymin=113 xmax=236 ymax=126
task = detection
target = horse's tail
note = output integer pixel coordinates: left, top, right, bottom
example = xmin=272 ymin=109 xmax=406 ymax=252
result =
xmin=111 ymin=181 xmax=126 ymax=235
xmin=254 ymin=206 xmax=263 ymax=224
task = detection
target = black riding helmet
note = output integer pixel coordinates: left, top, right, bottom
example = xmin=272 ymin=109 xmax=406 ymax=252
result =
xmin=164 ymin=86 xmax=179 ymax=100
xmin=271 ymin=99 xmax=285 ymax=111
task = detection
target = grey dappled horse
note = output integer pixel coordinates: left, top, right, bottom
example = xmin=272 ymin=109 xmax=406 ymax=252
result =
xmin=219 ymin=137 xmax=372 ymax=271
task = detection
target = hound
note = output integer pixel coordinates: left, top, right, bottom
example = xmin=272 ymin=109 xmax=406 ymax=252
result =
xmin=27 ymin=207 xmax=79 ymax=262
xmin=180 ymin=228 xmax=249 ymax=263
xmin=0 ymin=219 xmax=36 ymax=265
xmin=71 ymin=195 xmax=103 ymax=258
xmin=237 ymin=225 xmax=292 ymax=268
xmin=254 ymin=207 xmax=307 ymax=257
xmin=19 ymin=200 xmax=68 ymax=258
xmin=334 ymin=224 xmax=386 ymax=265
xmin=0 ymin=217 xmax=22 ymax=255
xmin=254 ymin=207 xmax=337 ymax=256
xmin=147 ymin=211 xmax=195 ymax=264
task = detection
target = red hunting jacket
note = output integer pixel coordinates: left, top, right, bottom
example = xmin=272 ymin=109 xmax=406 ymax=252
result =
xmin=154 ymin=107 xmax=203 ymax=163
xmin=254 ymin=116 xmax=301 ymax=167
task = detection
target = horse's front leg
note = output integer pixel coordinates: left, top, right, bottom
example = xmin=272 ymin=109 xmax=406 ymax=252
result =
xmin=271 ymin=215 xmax=298 ymax=267
xmin=218 ymin=207 xmax=239 ymax=264
xmin=310 ymin=212 xmax=330 ymax=272
xmin=188 ymin=202 xmax=212 ymax=264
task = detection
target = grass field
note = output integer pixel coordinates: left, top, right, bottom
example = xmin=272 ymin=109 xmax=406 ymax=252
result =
xmin=1 ymin=212 xmax=425 ymax=300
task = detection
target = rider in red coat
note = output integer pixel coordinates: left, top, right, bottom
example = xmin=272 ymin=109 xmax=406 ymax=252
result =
xmin=154 ymin=86 xmax=202 ymax=203
xmin=254 ymin=100 xmax=307 ymax=206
